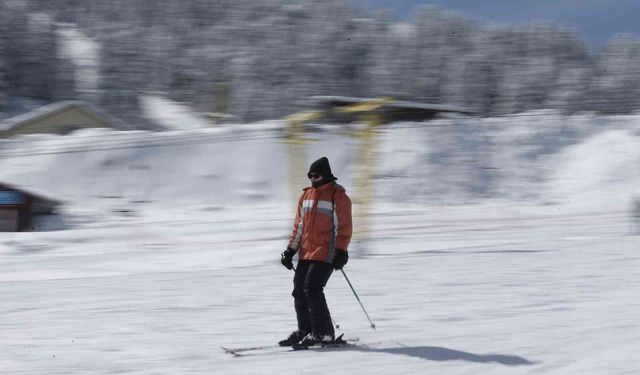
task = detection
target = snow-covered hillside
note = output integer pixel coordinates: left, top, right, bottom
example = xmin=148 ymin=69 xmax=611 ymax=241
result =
xmin=1 ymin=112 xmax=639 ymax=209
xmin=1 ymin=114 xmax=639 ymax=374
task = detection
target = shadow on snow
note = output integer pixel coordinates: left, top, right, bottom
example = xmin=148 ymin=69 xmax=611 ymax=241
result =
xmin=337 ymin=344 xmax=537 ymax=366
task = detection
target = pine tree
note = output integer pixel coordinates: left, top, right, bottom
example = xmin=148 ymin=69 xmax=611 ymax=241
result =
xmin=97 ymin=29 xmax=148 ymax=121
xmin=22 ymin=13 xmax=58 ymax=101
xmin=0 ymin=32 xmax=7 ymax=112
xmin=54 ymin=55 xmax=77 ymax=101
xmin=589 ymin=37 xmax=640 ymax=114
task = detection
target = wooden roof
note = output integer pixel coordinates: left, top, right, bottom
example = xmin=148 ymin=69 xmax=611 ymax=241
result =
xmin=0 ymin=101 xmax=130 ymax=132
xmin=311 ymin=96 xmax=476 ymax=116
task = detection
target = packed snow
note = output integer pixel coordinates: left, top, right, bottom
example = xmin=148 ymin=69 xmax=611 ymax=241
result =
xmin=1 ymin=114 xmax=639 ymax=374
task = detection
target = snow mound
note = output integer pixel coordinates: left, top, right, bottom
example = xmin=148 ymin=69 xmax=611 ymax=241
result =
xmin=549 ymin=129 xmax=640 ymax=209
xmin=140 ymin=95 xmax=212 ymax=130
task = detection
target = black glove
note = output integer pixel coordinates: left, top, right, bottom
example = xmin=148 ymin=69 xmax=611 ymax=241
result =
xmin=281 ymin=247 xmax=296 ymax=270
xmin=333 ymin=249 xmax=348 ymax=270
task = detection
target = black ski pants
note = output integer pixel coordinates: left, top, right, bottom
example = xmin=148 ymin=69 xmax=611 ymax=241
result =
xmin=292 ymin=260 xmax=334 ymax=337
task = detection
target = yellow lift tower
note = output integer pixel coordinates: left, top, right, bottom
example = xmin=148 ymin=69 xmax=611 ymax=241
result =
xmin=283 ymin=98 xmax=391 ymax=244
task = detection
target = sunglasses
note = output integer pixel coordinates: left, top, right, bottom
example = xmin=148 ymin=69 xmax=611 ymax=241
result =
xmin=308 ymin=173 xmax=322 ymax=180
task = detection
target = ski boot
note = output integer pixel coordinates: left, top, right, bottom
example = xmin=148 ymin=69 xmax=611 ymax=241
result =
xmin=278 ymin=330 xmax=307 ymax=347
xmin=292 ymin=332 xmax=335 ymax=350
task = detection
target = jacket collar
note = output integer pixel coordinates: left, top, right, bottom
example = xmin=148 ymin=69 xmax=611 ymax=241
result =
xmin=309 ymin=181 xmax=335 ymax=192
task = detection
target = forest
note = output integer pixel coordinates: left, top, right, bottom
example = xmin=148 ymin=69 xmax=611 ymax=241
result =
xmin=1 ymin=0 xmax=640 ymax=124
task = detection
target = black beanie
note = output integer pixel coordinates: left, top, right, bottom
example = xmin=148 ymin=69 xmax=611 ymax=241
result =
xmin=308 ymin=157 xmax=337 ymax=186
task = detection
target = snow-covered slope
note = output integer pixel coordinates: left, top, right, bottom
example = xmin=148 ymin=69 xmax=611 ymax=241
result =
xmin=2 ymin=112 xmax=638 ymax=209
xmin=1 ymin=114 xmax=639 ymax=374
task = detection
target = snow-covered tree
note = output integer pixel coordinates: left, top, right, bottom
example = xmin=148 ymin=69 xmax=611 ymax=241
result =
xmin=0 ymin=34 xmax=7 ymax=111
xmin=97 ymin=29 xmax=148 ymax=121
xmin=20 ymin=13 xmax=58 ymax=101
xmin=589 ymin=37 xmax=640 ymax=114
xmin=4 ymin=0 xmax=640 ymax=120
xmin=53 ymin=54 xmax=77 ymax=101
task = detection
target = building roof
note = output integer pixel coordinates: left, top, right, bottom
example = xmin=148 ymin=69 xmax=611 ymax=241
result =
xmin=0 ymin=182 xmax=64 ymax=213
xmin=2 ymin=96 xmax=48 ymax=118
xmin=0 ymin=101 xmax=130 ymax=132
xmin=311 ymin=96 xmax=477 ymax=116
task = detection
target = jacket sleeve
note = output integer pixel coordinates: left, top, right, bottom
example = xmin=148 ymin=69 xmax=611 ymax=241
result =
xmin=287 ymin=194 xmax=304 ymax=251
xmin=334 ymin=190 xmax=353 ymax=251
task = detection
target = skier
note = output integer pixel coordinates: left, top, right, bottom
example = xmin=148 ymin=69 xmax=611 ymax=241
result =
xmin=279 ymin=157 xmax=352 ymax=348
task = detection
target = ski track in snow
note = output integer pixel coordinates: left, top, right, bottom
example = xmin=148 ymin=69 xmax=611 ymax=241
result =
xmin=1 ymin=205 xmax=639 ymax=374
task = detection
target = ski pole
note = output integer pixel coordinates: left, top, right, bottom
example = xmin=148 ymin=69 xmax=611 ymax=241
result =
xmin=340 ymin=269 xmax=376 ymax=330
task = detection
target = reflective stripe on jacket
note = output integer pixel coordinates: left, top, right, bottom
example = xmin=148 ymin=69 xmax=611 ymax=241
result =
xmin=288 ymin=182 xmax=352 ymax=263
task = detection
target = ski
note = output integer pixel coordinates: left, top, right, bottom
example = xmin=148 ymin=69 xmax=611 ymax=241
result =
xmin=221 ymin=345 xmax=277 ymax=357
xmin=222 ymin=334 xmax=359 ymax=357
xmin=221 ymin=344 xmax=280 ymax=356
xmin=291 ymin=333 xmax=348 ymax=351
xmin=290 ymin=341 xmax=353 ymax=351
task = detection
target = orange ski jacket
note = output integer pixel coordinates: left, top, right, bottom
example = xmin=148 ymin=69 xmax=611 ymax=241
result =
xmin=288 ymin=182 xmax=353 ymax=263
